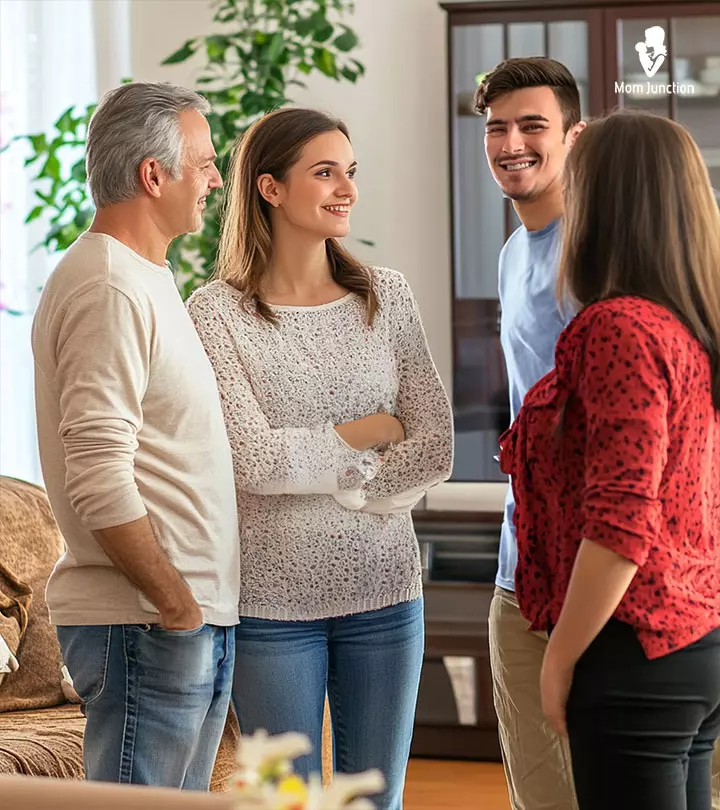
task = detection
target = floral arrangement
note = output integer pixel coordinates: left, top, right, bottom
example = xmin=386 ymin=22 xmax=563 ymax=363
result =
xmin=231 ymin=729 xmax=385 ymax=810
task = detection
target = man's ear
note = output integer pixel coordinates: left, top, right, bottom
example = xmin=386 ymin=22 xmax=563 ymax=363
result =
xmin=138 ymin=158 xmax=167 ymax=199
xmin=257 ymin=173 xmax=282 ymax=208
xmin=567 ymin=120 xmax=587 ymax=150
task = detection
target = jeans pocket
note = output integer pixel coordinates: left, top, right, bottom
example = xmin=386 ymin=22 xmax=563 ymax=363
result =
xmin=148 ymin=624 xmax=207 ymax=638
xmin=56 ymin=625 xmax=112 ymax=707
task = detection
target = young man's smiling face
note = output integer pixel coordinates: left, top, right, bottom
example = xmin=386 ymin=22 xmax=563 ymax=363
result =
xmin=484 ymin=85 xmax=583 ymax=203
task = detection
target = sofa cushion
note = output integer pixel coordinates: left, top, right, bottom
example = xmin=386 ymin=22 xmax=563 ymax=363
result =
xmin=0 ymin=477 xmax=66 ymax=710
xmin=0 ymin=559 xmax=32 ymax=685
xmin=0 ymin=704 xmax=84 ymax=778
xmin=0 ymin=701 xmax=240 ymax=792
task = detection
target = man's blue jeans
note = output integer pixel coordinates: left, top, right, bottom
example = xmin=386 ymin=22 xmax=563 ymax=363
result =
xmin=56 ymin=623 xmax=235 ymax=790
xmin=232 ymin=598 xmax=425 ymax=810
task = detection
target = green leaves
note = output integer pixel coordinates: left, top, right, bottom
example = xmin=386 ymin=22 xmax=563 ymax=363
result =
xmin=25 ymin=205 xmax=44 ymax=224
xmin=7 ymin=101 xmax=94 ymax=255
xmin=71 ymin=158 xmax=86 ymax=183
xmin=39 ymin=154 xmax=61 ymax=182
xmin=206 ymin=35 xmax=230 ymax=64
xmin=333 ymin=26 xmax=358 ymax=52
xmin=162 ymin=39 xmax=198 ymax=65
xmin=313 ymin=47 xmax=337 ymax=78
xmin=267 ymin=31 xmax=285 ymax=61
xmin=13 ymin=0 xmax=366 ymax=300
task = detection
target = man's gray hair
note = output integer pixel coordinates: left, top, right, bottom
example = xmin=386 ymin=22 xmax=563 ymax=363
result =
xmin=86 ymin=81 xmax=211 ymax=209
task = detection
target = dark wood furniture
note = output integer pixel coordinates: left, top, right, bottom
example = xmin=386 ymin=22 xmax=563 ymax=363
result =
xmin=411 ymin=510 xmax=503 ymax=761
xmin=441 ymin=0 xmax=720 ymax=484
xmin=411 ymin=0 xmax=720 ymax=762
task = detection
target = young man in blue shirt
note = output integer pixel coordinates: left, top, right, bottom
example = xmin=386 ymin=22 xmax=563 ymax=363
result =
xmin=474 ymin=57 xmax=585 ymax=810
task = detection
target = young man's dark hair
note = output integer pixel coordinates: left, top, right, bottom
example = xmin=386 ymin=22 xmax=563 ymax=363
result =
xmin=474 ymin=56 xmax=582 ymax=133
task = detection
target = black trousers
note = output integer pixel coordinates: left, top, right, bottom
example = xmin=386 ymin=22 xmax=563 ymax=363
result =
xmin=566 ymin=619 xmax=720 ymax=810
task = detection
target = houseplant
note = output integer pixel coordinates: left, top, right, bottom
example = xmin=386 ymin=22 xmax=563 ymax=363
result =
xmin=6 ymin=0 xmax=365 ymax=299
xmin=231 ymin=729 xmax=384 ymax=810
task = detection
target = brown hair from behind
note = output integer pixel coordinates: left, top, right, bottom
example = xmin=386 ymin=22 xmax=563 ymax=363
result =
xmin=557 ymin=109 xmax=720 ymax=409
xmin=474 ymin=57 xmax=581 ymax=133
xmin=215 ymin=107 xmax=378 ymax=326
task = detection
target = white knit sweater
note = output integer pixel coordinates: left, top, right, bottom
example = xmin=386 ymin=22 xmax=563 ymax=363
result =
xmin=186 ymin=267 xmax=453 ymax=620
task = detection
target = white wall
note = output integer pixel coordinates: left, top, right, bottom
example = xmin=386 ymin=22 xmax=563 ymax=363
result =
xmin=128 ymin=0 xmax=454 ymax=391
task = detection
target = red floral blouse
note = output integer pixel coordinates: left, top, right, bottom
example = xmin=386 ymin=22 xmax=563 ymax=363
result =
xmin=499 ymin=296 xmax=720 ymax=659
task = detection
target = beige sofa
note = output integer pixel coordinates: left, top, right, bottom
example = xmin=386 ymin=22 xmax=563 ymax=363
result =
xmin=0 ymin=475 xmax=239 ymax=789
xmin=0 ymin=475 xmax=333 ymax=790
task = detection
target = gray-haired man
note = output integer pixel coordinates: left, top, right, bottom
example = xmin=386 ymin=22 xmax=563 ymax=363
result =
xmin=31 ymin=82 xmax=239 ymax=789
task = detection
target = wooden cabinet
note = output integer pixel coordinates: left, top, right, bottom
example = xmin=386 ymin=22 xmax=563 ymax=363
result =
xmin=411 ymin=511 xmax=503 ymax=761
xmin=441 ymin=0 xmax=720 ymax=484
xmin=414 ymin=0 xmax=720 ymax=761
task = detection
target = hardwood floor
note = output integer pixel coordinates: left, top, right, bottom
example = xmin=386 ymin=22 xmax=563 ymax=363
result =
xmin=404 ymin=759 xmax=511 ymax=810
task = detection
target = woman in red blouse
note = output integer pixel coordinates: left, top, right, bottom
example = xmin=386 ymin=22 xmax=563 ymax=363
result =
xmin=499 ymin=109 xmax=720 ymax=810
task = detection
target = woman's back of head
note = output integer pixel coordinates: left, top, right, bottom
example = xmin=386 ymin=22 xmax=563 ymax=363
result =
xmin=557 ymin=109 xmax=720 ymax=408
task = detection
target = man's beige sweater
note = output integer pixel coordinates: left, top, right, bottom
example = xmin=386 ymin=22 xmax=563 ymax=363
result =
xmin=32 ymin=232 xmax=240 ymax=626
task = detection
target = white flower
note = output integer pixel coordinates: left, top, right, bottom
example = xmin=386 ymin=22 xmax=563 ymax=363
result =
xmin=236 ymin=729 xmax=313 ymax=772
xmin=231 ymin=730 xmax=385 ymax=810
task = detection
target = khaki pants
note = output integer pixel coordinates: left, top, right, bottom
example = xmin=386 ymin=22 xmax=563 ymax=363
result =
xmin=490 ymin=586 xmax=720 ymax=809
xmin=489 ymin=586 xmax=578 ymax=810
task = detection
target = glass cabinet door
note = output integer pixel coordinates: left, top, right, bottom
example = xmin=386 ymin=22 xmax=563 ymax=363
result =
xmin=674 ymin=15 xmax=720 ymax=190
xmin=449 ymin=17 xmax=591 ymax=481
xmin=612 ymin=10 xmax=720 ymax=189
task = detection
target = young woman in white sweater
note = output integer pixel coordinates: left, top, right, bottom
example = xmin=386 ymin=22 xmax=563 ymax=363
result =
xmin=187 ymin=107 xmax=453 ymax=810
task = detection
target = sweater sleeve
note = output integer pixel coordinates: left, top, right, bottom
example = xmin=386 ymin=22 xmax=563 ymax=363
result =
xmin=578 ymin=308 xmax=670 ymax=566
xmin=55 ymin=286 xmax=149 ymax=530
xmin=362 ymin=273 xmax=454 ymax=500
xmin=187 ymin=291 xmax=381 ymax=496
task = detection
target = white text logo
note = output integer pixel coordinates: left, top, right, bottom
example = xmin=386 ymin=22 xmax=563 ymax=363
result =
xmin=635 ymin=26 xmax=667 ymax=77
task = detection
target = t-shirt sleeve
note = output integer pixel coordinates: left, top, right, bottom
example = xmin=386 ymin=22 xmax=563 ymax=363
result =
xmin=55 ymin=285 xmax=150 ymax=530
xmin=578 ymin=308 xmax=670 ymax=566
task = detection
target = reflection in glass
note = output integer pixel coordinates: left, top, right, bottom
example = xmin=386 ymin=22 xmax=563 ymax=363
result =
xmin=673 ymin=16 xmax=720 ymax=192
xmin=449 ymin=20 xmax=588 ymax=481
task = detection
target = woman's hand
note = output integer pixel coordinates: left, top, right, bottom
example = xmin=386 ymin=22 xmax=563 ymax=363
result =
xmin=334 ymin=413 xmax=405 ymax=451
xmin=537 ymin=539 xmax=639 ymax=739
xmin=540 ymin=645 xmax=575 ymax=738
xmin=373 ymin=413 xmax=405 ymax=445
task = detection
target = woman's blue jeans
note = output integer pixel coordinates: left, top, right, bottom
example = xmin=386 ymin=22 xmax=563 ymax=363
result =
xmin=232 ymin=598 xmax=425 ymax=810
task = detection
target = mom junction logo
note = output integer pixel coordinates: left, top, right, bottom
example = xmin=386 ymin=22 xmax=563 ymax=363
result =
xmin=615 ymin=25 xmax=698 ymax=97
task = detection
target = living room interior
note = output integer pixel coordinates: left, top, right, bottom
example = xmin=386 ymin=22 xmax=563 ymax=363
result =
xmin=1 ymin=0 xmax=719 ymax=808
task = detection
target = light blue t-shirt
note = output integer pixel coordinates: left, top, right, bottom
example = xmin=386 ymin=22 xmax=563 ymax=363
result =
xmin=496 ymin=217 xmax=573 ymax=591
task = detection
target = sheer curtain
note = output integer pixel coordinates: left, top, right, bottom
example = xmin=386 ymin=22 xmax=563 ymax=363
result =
xmin=0 ymin=0 xmax=130 ymax=484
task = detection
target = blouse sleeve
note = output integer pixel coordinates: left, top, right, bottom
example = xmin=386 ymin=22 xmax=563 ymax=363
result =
xmin=187 ymin=291 xmax=381 ymax=496
xmin=361 ymin=273 xmax=454 ymax=501
xmin=578 ymin=308 xmax=670 ymax=566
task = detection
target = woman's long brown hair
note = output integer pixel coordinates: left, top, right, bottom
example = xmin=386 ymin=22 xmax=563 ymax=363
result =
xmin=557 ymin=109 xmax=720 ymax=409
xmin=215 ymin=107 xmax=378 ymax=326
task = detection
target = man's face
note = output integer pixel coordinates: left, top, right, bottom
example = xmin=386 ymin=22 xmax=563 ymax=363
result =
xmin=484 ymin=86 xmax=581 ymax=203
xmin=163 ymin=109 xmax=222 ymax=237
